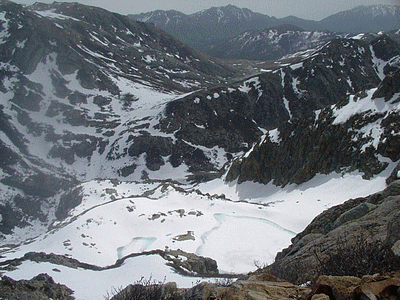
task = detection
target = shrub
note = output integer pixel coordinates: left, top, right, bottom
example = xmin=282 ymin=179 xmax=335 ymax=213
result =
xmin=104 ymin=276 xmax=178 ymax=300
xmin=314 ymin=233 xmax=400 ymax=278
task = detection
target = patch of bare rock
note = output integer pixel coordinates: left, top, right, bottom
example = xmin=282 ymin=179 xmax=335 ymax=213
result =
xmin=108 ymin=271 xmax=400 ymax=300
xmin=0 ymin=273 xmax=74 ymax=300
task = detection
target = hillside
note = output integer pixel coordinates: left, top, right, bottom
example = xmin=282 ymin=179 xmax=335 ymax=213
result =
xmin=208 ymin=24 xmax=341 ymax=61
xmin=130 ymin=4 xmax=400 ymax=59
xmin=0 ymin=0 xmax=400 ymax=299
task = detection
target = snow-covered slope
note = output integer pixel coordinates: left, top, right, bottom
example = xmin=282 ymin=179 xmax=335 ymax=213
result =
xmin=320 ymin=5 xmax=400 ymax=33
xmin=228 ymin=72 xmax=400 ymax=186
xmin=0 ymin=0 xmax=238 ymax=238
xmin=209 ymin=24 xmax=340 ymax=61
xmin=1 ymin=1 xmax=400 ymax=299
xmin=1 ymin=170 xmax=392 ymax=299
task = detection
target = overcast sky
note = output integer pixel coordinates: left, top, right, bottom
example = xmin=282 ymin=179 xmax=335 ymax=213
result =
xmin=12 ymin=0 xmax=399 ymax=20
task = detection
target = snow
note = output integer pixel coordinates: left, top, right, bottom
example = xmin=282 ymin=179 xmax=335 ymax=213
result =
xmin=370 ymin=45 xmax=387 ymax=80
xmin=360 ymin=122 xmax=385 ymax=152
xmin=6 ymin=255 xmax=203 ymax=300
xmin=34 ymin=9 xmax=81 ymax=22
xmin=283 ymin=96 xmax=292 ymax=118
xmin=332 ymin=88 xmax=398 ymax=125
xmin=76 ymin=44 xmax=116 ymax=62
xmin=142 ymin=55 xmax=156 ymax=63
xmin=0 ymin=77 xmax=396 ymax=296
xmin=292 ymin=77 xmax=307 ymax=98
xmin=16 ymin=38 xmax=28 ymax=48
xmin=3 ymin=161 xmax=394 ymax=279
xmin=88 ymin=31 xmax=109 ymax=47
xmin=1 ymin=11 xmax=399 ymax=298
xmin=290 ymin=62 xmax=303 ymax=70
xmin=238 ymin=77 xmax=260 ymax=94
xmin=0 ymin=11 xmax=10 ymax=44
xmin=351 ymin=33 xmax=365 ymax=40
xmin=268 ymin=128 xmax=281 ymax=144
xmin=332 ymin=88 xmax=400 ymax=153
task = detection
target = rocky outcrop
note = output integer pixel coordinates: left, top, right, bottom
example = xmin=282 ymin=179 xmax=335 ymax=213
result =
xmin=160 ymin=249 xmax=219 ymax=276
xmin=157 ymin=37 xmax=399 ymax=178
xmin=264 ymin=180 xmax=400 ymax=285
xmin=110 ymin=268 xmax=400 ymax=300
xmin=227 ymin=68 xmax=400 ymax=186
xmin=210 ymin=24 xmax=339 ymax=61
xmin=110 ymin=273 xmax=311 ymax=300
xmin=0 ymin=249 xmax=219 ymax=277
xmin=372 ymin=67 xmax=400 ymax=100
xmin=308 ymin=273 xmax=400 ymax=300
xmin=0 ymin=273 xmax=74 ymax=300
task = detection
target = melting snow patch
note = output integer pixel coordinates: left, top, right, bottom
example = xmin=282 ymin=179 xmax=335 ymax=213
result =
xmin=34 ymin=9 xmax=81 ymax=21
xmin=332 ymin=88 xmax=394 ymax=125
xmin=351 ymin=33 xmax=365 ymax=40
xmin=283 ymin=97 xmax=292 ymax=119
xmin=360 ymin=123 xmax=385 ymax=152
xmin=370 ymin=45 xmax=387 ymax=80
xmin=292 ymin=77 xmax=307 ymax=98
xmin=142 ymin=55 xmax=156 ymax=63
xmin=290 ymin=62 xmax=303 ymax=70
xmin=268 ymin=129 xmax=281 ymax=144
xmin=16 ymin=38 xmax=27 ymax=48
xmin=76 ymin=44 xmax=116 ymax=62
xmin=0 ymin=11 xmax=10 ymax=44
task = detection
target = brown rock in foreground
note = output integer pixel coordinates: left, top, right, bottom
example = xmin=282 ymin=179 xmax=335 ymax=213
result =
xmin=110 ymin=273 xmax=311 ymax=300
xmin=307 ymin=272 xmax=400 ymax=300
xmin=0 ymin=273 xmax=74 ymax=300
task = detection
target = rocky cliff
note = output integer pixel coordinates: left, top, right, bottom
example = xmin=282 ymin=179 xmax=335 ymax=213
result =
xmin=227 ymin=68 xmax=400 ymax=186
xmin=262 ymin=179 xmax=400 ymax=285
xmin=208 ymin=24 xmax=340 ymax=61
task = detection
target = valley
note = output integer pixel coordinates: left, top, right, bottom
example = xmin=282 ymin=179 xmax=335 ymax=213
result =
xmin=0 ymin=1 xmax=399 ymax=299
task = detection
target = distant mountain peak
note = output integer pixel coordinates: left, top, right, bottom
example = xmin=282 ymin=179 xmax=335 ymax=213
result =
xmin=130 ymin=4 xmax=399 ymax=58
xmin=320 ymin=4 xmax=400 ymax=33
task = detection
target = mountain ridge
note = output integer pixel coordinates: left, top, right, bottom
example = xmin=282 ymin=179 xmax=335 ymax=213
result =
xmin=1 ymin=1 xmax=400 ymax=298
xmin=130 ymin=4 xmax=400 ymax=59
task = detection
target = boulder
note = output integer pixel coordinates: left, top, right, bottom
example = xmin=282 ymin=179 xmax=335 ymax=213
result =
xmin=161 ymin=249 xmax=219 ymax=275
xmin=313 ymin=275 xmax=361 ymax=300
xmin=311 ymin=294 xmax=330 ymax=300
xmin=221 ymin=273 xmax=310 ymax=300
xmin=0 ymin=273 xmax=74 ymax=300
xmin=354 ymin=272 xmax=400 ymax=300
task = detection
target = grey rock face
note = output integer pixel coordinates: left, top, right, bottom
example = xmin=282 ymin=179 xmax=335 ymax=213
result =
xmin=210 ymin=25 xmax=340 ymax=61
xmin=265 ymin=181 xmax=400 ymax=285
xmin=227 ymin=67 xmax=400 ymax=187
